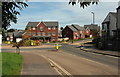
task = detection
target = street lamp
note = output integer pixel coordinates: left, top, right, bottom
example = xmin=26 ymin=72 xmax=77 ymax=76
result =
xmin=91 ymin=12 xmax=95 ymax=24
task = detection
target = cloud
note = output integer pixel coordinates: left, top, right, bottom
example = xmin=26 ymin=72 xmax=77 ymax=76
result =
xmin=10 ymin=2 xmax=118 ymax=29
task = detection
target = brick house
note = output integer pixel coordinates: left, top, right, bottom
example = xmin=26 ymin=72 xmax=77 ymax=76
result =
xmin=84 ymin=24 xmax=100 ymax=38
xmin=22 ymin=21 xmax=58 ymax=42
xmin=62 ymin=24 xmax=86 ymax=40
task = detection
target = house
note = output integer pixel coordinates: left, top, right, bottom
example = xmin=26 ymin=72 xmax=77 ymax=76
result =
xmin=84 ymin=24 xmax=100 ymax=38
xmin=15 ymin=31 xmax=26 ymax=42
xmin=116 ymin=3 xmax=120 ymax=39
xmin=6 ymin=30 xmax=22 ymax=42
xmin=102 ymin=12 xmax=117 ymax=37
xmin=23 ymin=21 xmax=59 ymax=42
xmin=62 ymin=24 xmax=86 ymax=40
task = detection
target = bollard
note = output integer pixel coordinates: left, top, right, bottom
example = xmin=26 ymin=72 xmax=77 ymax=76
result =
xmin=7 ymin=41 xmax=11 ymax=45
xmin=55 ymin=44 xmax=59 ymax=51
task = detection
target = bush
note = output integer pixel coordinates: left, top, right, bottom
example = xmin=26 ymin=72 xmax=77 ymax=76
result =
xmin=25 ymin=40 xmax=36 ymax=46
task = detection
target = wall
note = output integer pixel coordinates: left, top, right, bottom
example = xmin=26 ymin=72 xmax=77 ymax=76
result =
xmin=117 ymin=7 xmax=120 ymax=29
xmin=109 ymin=14 xmax=117 ymax=36
xmin=62 ymin=27 xmax=73 ymax=40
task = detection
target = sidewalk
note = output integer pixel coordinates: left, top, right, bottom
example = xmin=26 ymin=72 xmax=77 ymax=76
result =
xmin=21 ymin=52 xmax=59 ymax=75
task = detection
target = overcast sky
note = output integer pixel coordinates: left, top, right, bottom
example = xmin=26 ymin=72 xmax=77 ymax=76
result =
xmin=10 ymin=2 xmax=118 ymax=30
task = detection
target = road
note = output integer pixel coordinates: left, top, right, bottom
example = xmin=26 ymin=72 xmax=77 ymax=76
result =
xmin=1 ymin=43 xmax=119 ymax=75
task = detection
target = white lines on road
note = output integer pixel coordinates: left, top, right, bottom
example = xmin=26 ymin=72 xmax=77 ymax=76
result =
xmin=34 ymin=53 xmax=73 ymax=77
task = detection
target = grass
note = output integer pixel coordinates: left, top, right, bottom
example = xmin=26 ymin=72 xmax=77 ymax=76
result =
xmin=2 ymin=52 xmax=23 ymax=76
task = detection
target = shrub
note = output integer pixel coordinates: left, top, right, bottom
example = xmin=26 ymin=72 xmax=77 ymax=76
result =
xmin=25 ymin=40 xmax=36 ymax=46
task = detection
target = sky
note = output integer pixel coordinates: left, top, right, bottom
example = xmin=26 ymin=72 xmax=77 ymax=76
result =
xmin=10 ymin=1 xmax=119 ymax=30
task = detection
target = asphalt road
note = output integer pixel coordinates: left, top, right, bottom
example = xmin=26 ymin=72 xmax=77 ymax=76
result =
xmin=60 ymin=43 xmax=118 ymax=69
xmin=1 ymin=43 xmax=119 ymax=75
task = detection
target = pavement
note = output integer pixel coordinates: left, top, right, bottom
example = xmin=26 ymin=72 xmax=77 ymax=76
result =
xmin=67 ymin=39 xmax=119 ymax=57
xmin=21 ymin=52 xmax=59 ymax=75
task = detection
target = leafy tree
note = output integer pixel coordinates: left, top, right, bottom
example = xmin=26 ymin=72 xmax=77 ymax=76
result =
xmin=69 ymin=0 xmax=99 ymax=8
xmin=2 ymin=1 xmax=28 ymax=30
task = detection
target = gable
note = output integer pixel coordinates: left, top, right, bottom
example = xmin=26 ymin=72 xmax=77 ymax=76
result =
xmin=103 ymin=12 xmax=116 ymax=23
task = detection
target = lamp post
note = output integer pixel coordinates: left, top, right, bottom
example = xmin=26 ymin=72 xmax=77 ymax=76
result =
xmin=91 ymin=12 xmax=95 ymax=24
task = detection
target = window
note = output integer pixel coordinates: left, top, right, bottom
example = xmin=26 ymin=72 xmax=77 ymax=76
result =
xmin=38 ymin=32 xmax=41 ymax=36
xmin=40 ymin=27 xmax=44 ymax=31
xmin=48 ymin=32 xmax=51 ymax=36
xmin=52 ymin=27 xmax=56 ymax=30
xmin=32 ymin=27 xmax=36 ymax=30
xmin=32 ymin=32 xmax=36 ymax=36
xmin=41 ymin=32 xmax=45 ymax=36
xmin=28 ymin=32 xmax=31 ymax=36
xmin=48 ymin=27 xmax=51 ymax=30
xmin=52 ymin=32 xmax=56 ymax=36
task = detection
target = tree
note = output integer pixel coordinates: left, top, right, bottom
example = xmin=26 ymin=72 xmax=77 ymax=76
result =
xmin=7 ymin=28 xmax=15 ymax=32
xmin=2 ymin=1 xmax=28 ymax=30
xmin=69 ymin=0 xmax=99 ymax=8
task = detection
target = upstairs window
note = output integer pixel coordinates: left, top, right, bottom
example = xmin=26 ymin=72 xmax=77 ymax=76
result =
xmin=52 ymin=27 xmax=56 ymax=30
xmin=52 ymin=32 xmax=56 ymax=36
xmin=40 ymin=27 xmax=44 ymax=31
xmin=48 ymin=27 xmax=51 ymax=30
xmin=32 ymin=27 xmax=36 ymax=30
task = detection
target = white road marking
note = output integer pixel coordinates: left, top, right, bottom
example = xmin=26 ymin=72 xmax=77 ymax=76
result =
xmin=34 ymin=53 xmax=73 ymax=77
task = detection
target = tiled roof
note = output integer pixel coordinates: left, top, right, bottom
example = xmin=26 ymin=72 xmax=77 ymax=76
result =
xmin=15 ymin=31 xmax=26 ymax=38
xmin=44 ymin=21 xmax=58 ymax=27
xmin=84 ymin=24 xmax=99 ymax=30
xmin=67 ymin=25 xmax=78 ymax=31
xmin=26 ymin=22 xmax=40 ymax=27
xmin=26 ymin=21 xmax=58 ymax=27
xmin=72 ymin=24 xmax=85 ymax=30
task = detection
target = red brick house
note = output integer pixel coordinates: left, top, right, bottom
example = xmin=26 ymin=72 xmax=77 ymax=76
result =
xmin=84 ymin=24 xmax=100 ymax=38
xmin=16 ymin=21 xmax=59 ymax=42
xmin=62 ymin=24 xmax=86 ymax=40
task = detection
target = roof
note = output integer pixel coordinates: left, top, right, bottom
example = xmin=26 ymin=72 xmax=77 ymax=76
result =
xmin=15 ymin=31 xmax=26 ymax=38
xmin=102 ymin=12 xmax=116 ymax=23
xmin=26 ymin=22 xmax=40 ymax=27
xmin=26 ymin=21 xmax=58 ymax=27
xmin=67 ymin=25 xmax=78 ymax=31
xmin=72 ymin=24 xmax=85 ymax=30
xmin=84 ymin=24 xmax=99 ymax=30
xmin=43 ymin=22 xmax=58 ymax=27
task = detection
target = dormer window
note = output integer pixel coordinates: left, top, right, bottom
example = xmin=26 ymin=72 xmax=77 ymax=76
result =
xmin=52 ymin=27 xmax=56 ymax=30
xmin=40 ymin=27 xmax=44 ymax=31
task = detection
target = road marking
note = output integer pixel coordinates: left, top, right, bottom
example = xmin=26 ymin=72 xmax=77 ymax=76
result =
xmin=34 ymin=53 xmax=73 ymax=77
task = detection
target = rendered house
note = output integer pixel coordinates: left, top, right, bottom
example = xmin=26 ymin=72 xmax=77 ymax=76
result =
xmin=62 ymin=24 xmax=86 ymax=40
xmin=23 ymin=21 xmax=59 ymax=42
xmin=102 ymin=12 xmax=117 ymax=37
xmin=84 ymin=24 xmax=100 ymax=38
xmin=116 ymin=2 xmax=120 ymax=39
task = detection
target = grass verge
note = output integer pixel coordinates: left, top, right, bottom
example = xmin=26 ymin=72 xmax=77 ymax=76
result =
xmin=2 ymin=52 xmax=23 ymax=76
